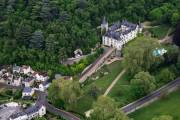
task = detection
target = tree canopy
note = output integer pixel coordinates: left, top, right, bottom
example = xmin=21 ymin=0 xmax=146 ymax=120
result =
xmin=90 ymin=96 xmax=129 ymax=120
xmin=131 ymin=71 xmax=156 ymax=98
xmin=48 ymin=78 xmax=82 ymax=110
xmin=123 ymin=37 xmax=162 ymax=76
xmin=0 ymin=0 xmax=179 ymax=74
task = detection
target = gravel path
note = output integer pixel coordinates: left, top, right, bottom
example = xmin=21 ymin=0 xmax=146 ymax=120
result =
xmin=103 ymin=69 xmax=126 ymax=96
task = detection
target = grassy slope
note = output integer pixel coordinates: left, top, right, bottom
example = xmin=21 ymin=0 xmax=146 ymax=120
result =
xmin=149 ymin=24 xmax=170 ymax=39
xmin=129 ymin=90 xmax=180 ymax=120
xmin=71 ymin=61 xmax=124 ymax=114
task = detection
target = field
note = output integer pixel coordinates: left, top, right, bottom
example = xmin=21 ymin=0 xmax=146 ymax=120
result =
xmin=149 ymin=24 xmax=170 ymax=39
xmin=129 ymin=90 xmax=180 ymax=120
xmin=70 ymin=61 xmax=124 ymax=115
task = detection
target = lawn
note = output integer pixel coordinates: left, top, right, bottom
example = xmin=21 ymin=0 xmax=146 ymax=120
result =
xmin=84 ymin=60 xmax=124 ymax=93
xmin=129 ymin=90 xmax=180 ymax=120
xmin=70 ymin=61 xmax=124 ymax=115
xmin=149 ymin=24 xmax=170 ymax=39
xmin=109 ymin=72 xmax=134 ymax=107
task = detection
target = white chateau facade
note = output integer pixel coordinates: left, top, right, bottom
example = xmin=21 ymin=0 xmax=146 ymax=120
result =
xmin=101 ymin=18 xmax=143 ymax=50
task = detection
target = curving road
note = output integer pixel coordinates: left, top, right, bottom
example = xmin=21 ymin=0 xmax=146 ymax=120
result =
xmin=121 ymin=78 xmax=180 ymax=114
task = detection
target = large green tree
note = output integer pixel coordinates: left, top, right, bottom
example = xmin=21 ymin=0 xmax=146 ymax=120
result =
xmin=123 ymin=37 xmax=162 ymax=76
xmin=131 ymin=71 xmax=156 ymax=98
xmin=48 ymin=78 xmax=82 ymax=110
xmin=90 ymin=96 xmax=129 ymax=120
xmin=156 ymin=68 xmax=175 ymax=85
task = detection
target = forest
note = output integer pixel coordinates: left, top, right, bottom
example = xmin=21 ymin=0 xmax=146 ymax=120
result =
xmin=0 ymin=0 xmax=180 ymax=75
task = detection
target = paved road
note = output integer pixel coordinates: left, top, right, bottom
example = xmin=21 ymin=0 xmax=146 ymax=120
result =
xmin=79 ymin=47 xmax=115 ymax=83
xmin=121 ymin=78 xmax=180 ymax=114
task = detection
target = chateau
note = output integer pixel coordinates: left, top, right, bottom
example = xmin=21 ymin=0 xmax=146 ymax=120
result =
xmin=101 ymin=18 xmax=143 ymax=50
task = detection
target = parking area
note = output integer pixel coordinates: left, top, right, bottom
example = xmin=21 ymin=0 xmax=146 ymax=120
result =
xmin=0 ymin=104 xmax=22 ymax=120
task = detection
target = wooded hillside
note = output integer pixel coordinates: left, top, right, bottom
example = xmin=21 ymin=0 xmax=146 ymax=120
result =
xmin=0 ymin=0 xmax=179 ymax=74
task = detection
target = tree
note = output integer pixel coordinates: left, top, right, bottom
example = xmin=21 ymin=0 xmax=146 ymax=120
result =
xmin=152 ymin=115 xmax=173 ymax=120
xmin=47 ymin=79 xmax=61 ymax=106
xmin=40 ymin=0 xmax=52 ymax=22
xmin=45 ymin=34 xmax=57 ymax=53
xmin=15 ymin=23 xmax=32 ymax=46
xmin=29 ymin=30 xmax=45 ymax=49
xmin=48 ymin=78 xmax=82 ymax=110
xmin=173 ymin=24 xmax=180 ymax=46
xmin=123 ymin=37 xmax=161 ymax=76
xmin=164 ymin=45 xmax=179 ymax=64
xmin=58 ymin=48 xmax=68 ymax=62
xmin=131 ymin=71 xmax=156 ymax=98
xmin=176 ymin=55 xmax=180 ymax=70
xmin=59 ymin=79 xmax=82 ymax=109
xmin=157 ymin=68 xmax=175 ymax=85
xmin=149 ymin=8 xmax=163 ymax=22
xmin=90 ymin=96 xmax=129 ymax=120
xmin=171 ymin=12 xmax=180 ymax=26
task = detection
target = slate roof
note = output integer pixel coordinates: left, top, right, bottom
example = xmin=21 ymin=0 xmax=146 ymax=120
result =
xmin=25 ymin=103 xmax=42 ymax=115
xmin=10 ymin=112 xmax=26 ymax=119
xmin=105 ymin=20 xmax=138 ymax=40
xmin=10 ymin=103 xmax=44 ymax=119
xmin=24 ymin=77 xmax=34 ymax=82
xmin=42 ymin=80 xmax=50 ymax=86
xmin=23 ymin=87 xmax=32 ymax=93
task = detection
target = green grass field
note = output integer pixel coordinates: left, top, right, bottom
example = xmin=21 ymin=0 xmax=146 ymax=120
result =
xmin=70 ymin=61 xmax=124 ymax=114
xmin=149 ymin=24 xmax=170 ymax=39
xmin=108 ymin=72 xmax=136 ymax=107
xmin=129 ymin=90 xmax=180 ymax=120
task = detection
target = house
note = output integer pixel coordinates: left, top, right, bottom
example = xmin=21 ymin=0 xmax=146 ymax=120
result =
xmin=2 ymin=73 xmax=13 ymax=85
xmin=9 ymin=103 xmax=46 ymax=120
xmin=22 ymin=87 xmax=35 ymax=99
xmin=32 ymin=72 xmax=49 ymax=82
xmin=74 ymin=49 xmax=83 ymax=58
xmin=24 ymin=77 xmax=34 ymax=87
xmin=9 ymin=112 xmax=28 ymax=120
xmin=13 ymin=65 xmax=21 ymax=73
xmin=39 ymin=81 xmax=50 ymax=91
xmin=101 ymin=18 xmax=143 ymax=50
xmin=25 ymin=103 xmax=46 ymax=120
xmin=20 ymin=65 xmax=32 ymax=74
xmin=12 ymin=76 xmax=22 ymax=86
xmin=0 ymin=102 xmax=22 ymax=120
